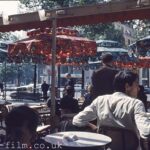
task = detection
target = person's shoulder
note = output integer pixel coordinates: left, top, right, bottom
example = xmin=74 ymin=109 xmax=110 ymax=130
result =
xmin=94 ymin=66 xmax=117 ymax=75
xmin=61 ymin=95 xmax=69 ymax=101
xmin=92 ymin=67 xmax=104 ymax=75
xmin=105 ymin=67 xmax=119 ymax=74
xmin=72 ymin=98 xmax=79 ymax=106
xmin=84 ymin=92 xmax=90 ymax=97
xmin=96 ymin=65 xmax=114 ymax=72
xmin=73 ymin=97 xmax=78 ymax=101
xmin=124 ymin=95 xmax=143 ymax=106
xmin=60 ymin=96 xmax=65 ymax=100
xmin=134 ymin=98 xmax=145 ymax=104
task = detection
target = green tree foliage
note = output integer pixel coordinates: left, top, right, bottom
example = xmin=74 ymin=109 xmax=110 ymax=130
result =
xmin=0 ymin=63 xmax=18 ymax=82
xmin=20 ymin=0 xmax=105 ymax=9
xmin=0 ymin=33 xmax=18 ymax=42
xmin=124 ymin=20 xmax=150 ymax=40
xmin=133 ymin=20 xmax=150 ymax=40
xmin=0 ymin=63 xmax=35 ymax=84
xmin=19 ymin=0 xmax=124 ymax=45
xmin=77 ymin=23 xmax=124 ymax=44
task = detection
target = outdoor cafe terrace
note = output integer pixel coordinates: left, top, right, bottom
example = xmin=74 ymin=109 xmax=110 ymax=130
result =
xmin=0 ymin=0 xmax=150 ymax=149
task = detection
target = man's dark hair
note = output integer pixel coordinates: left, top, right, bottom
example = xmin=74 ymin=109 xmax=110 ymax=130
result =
xmin=113 ymin=70 xmax=138 ymax=93
xmin=101 ymin=53 xmax=113 ymax=64
xmin=64 ymin=85 xmax=75 ymax=97
xmin=5 ymin=105 xmax=40 ymax=141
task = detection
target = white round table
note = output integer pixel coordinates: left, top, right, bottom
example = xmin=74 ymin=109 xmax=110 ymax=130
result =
xmin=44 ymin=131 xmax=111 ymax=149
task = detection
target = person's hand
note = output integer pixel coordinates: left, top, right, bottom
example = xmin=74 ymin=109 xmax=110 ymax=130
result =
xmin=86 ymin=123 xmax=98 ymax=132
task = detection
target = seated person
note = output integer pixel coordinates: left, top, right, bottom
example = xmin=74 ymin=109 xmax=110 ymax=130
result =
xmin=60 ymin=86 xmax=79 ymax=116
xmin=5 ymin=105 xmax=40 ymax=149
xmin=64 ymin=73 xmax=75 ymax=90
xmin=73 ymin=70 xmax=150 ymax=149
xmin=81 ymin=84 xmax=94 ymax=110
xmin=47 ymin=88 xmax=61 ymax=117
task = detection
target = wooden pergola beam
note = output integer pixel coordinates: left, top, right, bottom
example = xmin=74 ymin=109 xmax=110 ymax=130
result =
xmin=46 ymin=0 xmax=138 ymax=19
xmin=0 ymin=1 xmax=150 ymax=32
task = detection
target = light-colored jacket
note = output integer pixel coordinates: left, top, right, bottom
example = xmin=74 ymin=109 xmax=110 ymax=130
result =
xmin=73 ymin=92 xmax=150 ymax=138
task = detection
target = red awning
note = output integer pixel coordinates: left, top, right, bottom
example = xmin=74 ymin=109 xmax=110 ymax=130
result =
xmin=8 ymin=27 xmax=96 ymax=64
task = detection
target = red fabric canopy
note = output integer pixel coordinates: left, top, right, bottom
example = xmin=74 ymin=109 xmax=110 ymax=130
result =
xmin=113 ymin=57 xmax=150 ymax=69
xmin=8 ymin=27 xmax=96 ymax=64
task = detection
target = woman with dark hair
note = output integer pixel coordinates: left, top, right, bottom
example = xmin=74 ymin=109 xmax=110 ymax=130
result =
xmin=5 ymin=105 xmax=40 ymax=149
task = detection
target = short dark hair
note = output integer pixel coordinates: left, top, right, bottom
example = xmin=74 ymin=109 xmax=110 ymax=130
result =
xmin=64 ymin=85 xmax=75 ymax=97
xmin=101 ymin=53 xmax=113 ymax=64
xmin=66 ymin=85 xmax=74 ymax=92
xmin=113 ymin=70 xmax=138 ymax=93
xmin=5 ymin=105 xmax=39 ymax=140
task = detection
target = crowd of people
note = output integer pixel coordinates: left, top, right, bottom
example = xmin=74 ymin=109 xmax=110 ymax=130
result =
xmin=1 ymin=53 xmax=150 ymax=150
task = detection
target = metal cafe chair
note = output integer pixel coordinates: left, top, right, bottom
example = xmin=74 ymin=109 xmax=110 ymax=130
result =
xmin=99 ymin=126 xmax=139 ymax=150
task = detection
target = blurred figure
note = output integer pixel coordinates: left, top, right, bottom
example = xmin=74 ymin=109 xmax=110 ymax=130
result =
xmin=92 ymin=53 xmax=118 ymax=99
xmin=5 ymin=105 xmax=40 ymax=149
xmin=81 ymin=84 xmax=94 ymax=110
xmin=72 ymin=70 xmax=150 ymax=150
xmin=41 ymin=81 xmax=49 ymax=101
xmin=60 ymin=85 xmax=79 ymax=115
xmin=47 ymin=87 xmax=61 ymax=117
xmin=59 ymin=86 xmax=79 ymax=132
xmin=138 ymin=85 xmax=147 ymax=111
xmin=64 ymin=73 xmax=75 ymax=90
xmin=0 ymin=82 xmax=4 ymax=97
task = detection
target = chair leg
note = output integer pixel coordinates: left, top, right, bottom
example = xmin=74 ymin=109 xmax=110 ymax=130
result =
xmin=122 ymin=131 xmax=126 ymax=150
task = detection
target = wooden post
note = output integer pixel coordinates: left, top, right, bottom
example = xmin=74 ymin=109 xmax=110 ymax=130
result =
xmin=33 ymin=64 xmax=37 ymax=94
xmin=57 ymin=65 xmax=61 ymax=97
xmin=50 ymin=16 xmax=57 ymax=132
xmin=81 ymin=69 xmax=84 ymax=96
xmin=4 ymin=60 xmax=7 ymax=102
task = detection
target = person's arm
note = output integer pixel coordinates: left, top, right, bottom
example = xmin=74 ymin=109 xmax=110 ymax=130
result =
xmin=72 ymin=98 xmax=98 ymax=127
xmin=134 ymin=100 xmax=150 ymax=138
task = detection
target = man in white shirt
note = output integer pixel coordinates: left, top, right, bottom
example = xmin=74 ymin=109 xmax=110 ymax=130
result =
xmin=73 ymin=70 xmax=150 ymax=139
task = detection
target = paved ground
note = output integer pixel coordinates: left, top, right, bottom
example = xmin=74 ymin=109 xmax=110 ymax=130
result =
xmin=0 ymin=90 xmax=82 ymax=105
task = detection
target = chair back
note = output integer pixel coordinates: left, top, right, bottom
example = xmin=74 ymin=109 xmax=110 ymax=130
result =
xmin=99 ymin=126 xmax=139 ymax=150
xmin=140 ymin=137 xmax=150 ymax=150
xmin=0 ymin=105 xmax=8 ymax=126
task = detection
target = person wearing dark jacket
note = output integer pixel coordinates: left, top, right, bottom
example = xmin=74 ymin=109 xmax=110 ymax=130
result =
xmin=60 ymin=86 xmax=79 ymax=114
xmin=41 ymin=81 xmax=49 ymax=100
xmin=81 ymin=84 xmax=94 ymax=110
xmin=92 ymin=53 xmax=118 ymax=99
xmin=64 ymin=73 xmax=75 ymax=90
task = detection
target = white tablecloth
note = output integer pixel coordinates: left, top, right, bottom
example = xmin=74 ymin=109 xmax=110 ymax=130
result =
xmin=44 ymin=131 xmax=111 ymax=148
